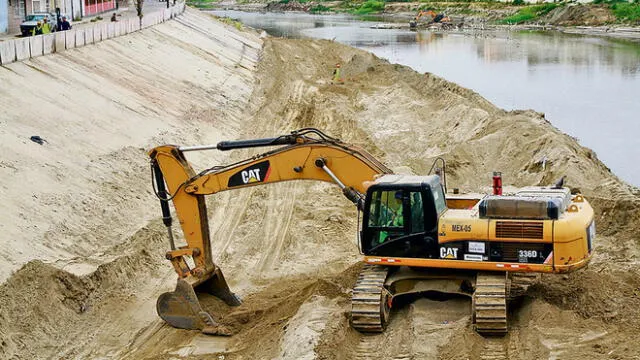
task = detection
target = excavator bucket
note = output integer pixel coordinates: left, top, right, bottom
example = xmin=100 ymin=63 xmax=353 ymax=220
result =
xmin=156 ymin=269 xmax=240 ymax=335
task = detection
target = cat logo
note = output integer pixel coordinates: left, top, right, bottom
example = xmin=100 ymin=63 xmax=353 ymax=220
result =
xmin=440 ymin=247 xmax=459 ymax=259
xmin=228 ymin=160 xmax=271 ymax=187
xmin=242 ymin=169 xmax=262 ymax=183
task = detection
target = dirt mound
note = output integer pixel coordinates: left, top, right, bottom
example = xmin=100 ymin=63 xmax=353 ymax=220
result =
xmin=543 ymin=4 xmax=616 ymax=26
xmin=119 ymin=265 xmax=358 ymax=359
xmin=239 ymin=37 xmax=640 ymax=359
xmin=0 ymin=225 xmax=167 ymax=359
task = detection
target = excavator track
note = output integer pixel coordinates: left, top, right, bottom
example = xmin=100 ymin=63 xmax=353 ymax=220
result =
xmin=350 ymin=264 xmax=391 ymax=332
xmin=473 ymin=272 xmax=508 ymax=336
xmin=507 ymin=272 xmax=540 ymax=301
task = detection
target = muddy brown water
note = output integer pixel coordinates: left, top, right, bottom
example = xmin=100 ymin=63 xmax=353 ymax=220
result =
xmin=211 ymin=10 xmax=640 ymax=187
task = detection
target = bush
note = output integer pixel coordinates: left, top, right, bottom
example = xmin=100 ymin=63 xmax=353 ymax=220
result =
xmin=353 ymin=0 xmax=385 ymax=14
xmin=612 ymin=2 xmax=640 ymax=21
xmin=512 ymin=0 xmax=524 ymax=5
xmin=593 ymin=0 xmax=626 ymax=4
xmin=499 ymin=3 xmax=559 ymax=24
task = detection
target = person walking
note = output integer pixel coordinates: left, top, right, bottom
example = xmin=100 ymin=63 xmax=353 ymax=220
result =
xmin=332 ymin=63 xmax=343 ymax=84
xmin=60 ymin=16 xmax=72 ymax=31
xmin=41 ymin=18 xmax=52 ymax=34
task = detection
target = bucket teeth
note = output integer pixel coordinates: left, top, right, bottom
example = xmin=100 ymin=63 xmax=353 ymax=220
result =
xmin=156 ymin=273 xmax=241 ymax=334
xmin=156 ymin=278 xmax=217 ymax=331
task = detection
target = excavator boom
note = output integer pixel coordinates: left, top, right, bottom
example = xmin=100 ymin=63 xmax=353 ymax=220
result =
xmin=148 ymin=128 xmax=392 ymax=333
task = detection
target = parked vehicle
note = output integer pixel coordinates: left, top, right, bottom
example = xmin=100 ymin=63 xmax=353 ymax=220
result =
xmin=20 ymin=13 xmax=60 ymax=37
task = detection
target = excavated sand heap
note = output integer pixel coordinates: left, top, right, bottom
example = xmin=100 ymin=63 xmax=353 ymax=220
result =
xmin=1 ymin=8 xmax=639 ymax=360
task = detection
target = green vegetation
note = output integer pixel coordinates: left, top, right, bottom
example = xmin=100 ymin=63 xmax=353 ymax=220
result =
xmin=592 ymin=0 xmax=627 ymax=4
xmin=418 ymin=0 xmax=499 ymax=3
xmin=352 ymin=0 xmax=385 ymax=14
xmin=586 ymin=0 xmax=640 ymax=23
xmin=611 ymin=2 xmax=640 ymax=22
xmin=187 ymin=0 xmax=219 ymax=9
xmin=211 ymin=16 xmax=244 ymax=30
xmin=498 ymin=3 xmax=559 ymax=24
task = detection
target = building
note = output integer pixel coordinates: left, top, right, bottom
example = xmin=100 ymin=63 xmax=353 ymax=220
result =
xmin=0 ymin=0 xmax=7 ymax=33
xmin=1 ymin=0 xmax=97 ymax=34
xmin=5 ymin=0 xmax=26 ymax=35
xmin=83 ymin=0 xmax=115 ymax=17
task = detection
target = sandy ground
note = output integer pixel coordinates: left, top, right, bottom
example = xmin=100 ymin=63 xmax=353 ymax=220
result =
xmin=1 ymin=7 xmax=640 ymax=360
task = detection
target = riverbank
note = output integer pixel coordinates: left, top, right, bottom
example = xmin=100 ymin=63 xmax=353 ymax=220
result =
xmin=207 ymin=0 xmax=640 ymax=36
xmin=1 ymin=5 xmax=639 ymax=359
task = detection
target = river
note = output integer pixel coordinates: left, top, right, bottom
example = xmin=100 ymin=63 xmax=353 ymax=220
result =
xmin=211 ymin=10 xmax=640 ymax=187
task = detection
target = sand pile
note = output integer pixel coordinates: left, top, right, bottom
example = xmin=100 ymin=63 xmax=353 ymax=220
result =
xmin=0 ymin=10 xmax=639 ymax=360
xmin=541 ymin=4 xmax=616 ymax=26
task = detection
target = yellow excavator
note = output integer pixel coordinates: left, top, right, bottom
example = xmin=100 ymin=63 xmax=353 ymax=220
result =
xmin=149 ymin=128 xmax=595 ymax=336
xmin=409 ymin=10 xmax=452 ymax=29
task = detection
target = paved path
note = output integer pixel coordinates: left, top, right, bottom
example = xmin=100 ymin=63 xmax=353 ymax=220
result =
xmin=0 ymin=0 xmax=179 ymax=41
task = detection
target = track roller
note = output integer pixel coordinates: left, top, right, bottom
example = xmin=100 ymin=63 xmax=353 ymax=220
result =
xmin=473 ymin=272 xmax=507 ymax=336
xmin=350 ymin=264 xmax=391 ymax=332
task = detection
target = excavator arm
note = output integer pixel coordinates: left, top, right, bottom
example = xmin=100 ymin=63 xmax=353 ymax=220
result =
xmin=148 ymin=128 xmax=392 ymax=333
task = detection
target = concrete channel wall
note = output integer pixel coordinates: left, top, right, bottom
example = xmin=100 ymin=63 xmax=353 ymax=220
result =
xmin=0 ymin=3 xmax=185 ymax=66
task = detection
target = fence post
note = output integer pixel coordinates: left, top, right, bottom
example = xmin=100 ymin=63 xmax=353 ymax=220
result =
xmin=65 ymin=29 xmax=76 ymax=49
xmin=31 ymin=35 xmax=46 ymax=57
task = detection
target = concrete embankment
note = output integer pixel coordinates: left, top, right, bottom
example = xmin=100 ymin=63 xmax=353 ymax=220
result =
xmin=0 ymin=7 xmax=264 ymax=359
xmin=0 ymin=8 xmax=261 ymax=282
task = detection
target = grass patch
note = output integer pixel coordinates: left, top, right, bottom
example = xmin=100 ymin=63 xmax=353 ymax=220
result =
xmin=591 ymin=0 xmax=640 ymax=23
xmin=214 ymin=16 xmax=243 ymax=30
xmin=418 ymin=0 xmax=500 ymax=3
xmin=187 ymin=0 xmax=219 ymax=8
xmin=592 ymin=0 xmax=627 ymax=4
xmin=611 ymin=2 xmax=640 ymax=22
xmin=498 ymin=3 xmax=559 ymax=24
xmin=352 ymin=0 xmax=385 ymax=14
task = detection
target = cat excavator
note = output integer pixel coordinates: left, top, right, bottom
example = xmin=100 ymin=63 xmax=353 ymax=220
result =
xmin=409 ymin=10 xmax=452 ymax=29
xmin=148 ymin=128 xmax=595 ymax=336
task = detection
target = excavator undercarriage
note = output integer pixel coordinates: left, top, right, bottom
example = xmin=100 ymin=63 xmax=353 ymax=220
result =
xmin=350 ymin=265 xmax=540 ymax=335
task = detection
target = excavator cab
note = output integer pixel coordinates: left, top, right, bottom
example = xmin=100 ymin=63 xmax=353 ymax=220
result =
xmin=361 ymin=175 xmax=445 ymax=259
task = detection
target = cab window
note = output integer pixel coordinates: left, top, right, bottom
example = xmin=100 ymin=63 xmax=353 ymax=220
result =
xmin=432 ymin=185 xmax=446 ymax=215
xmin=410 ymin=192 xmax=424 ymax=233
xmin=368 ymin=191 xmax=403 ymax=228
